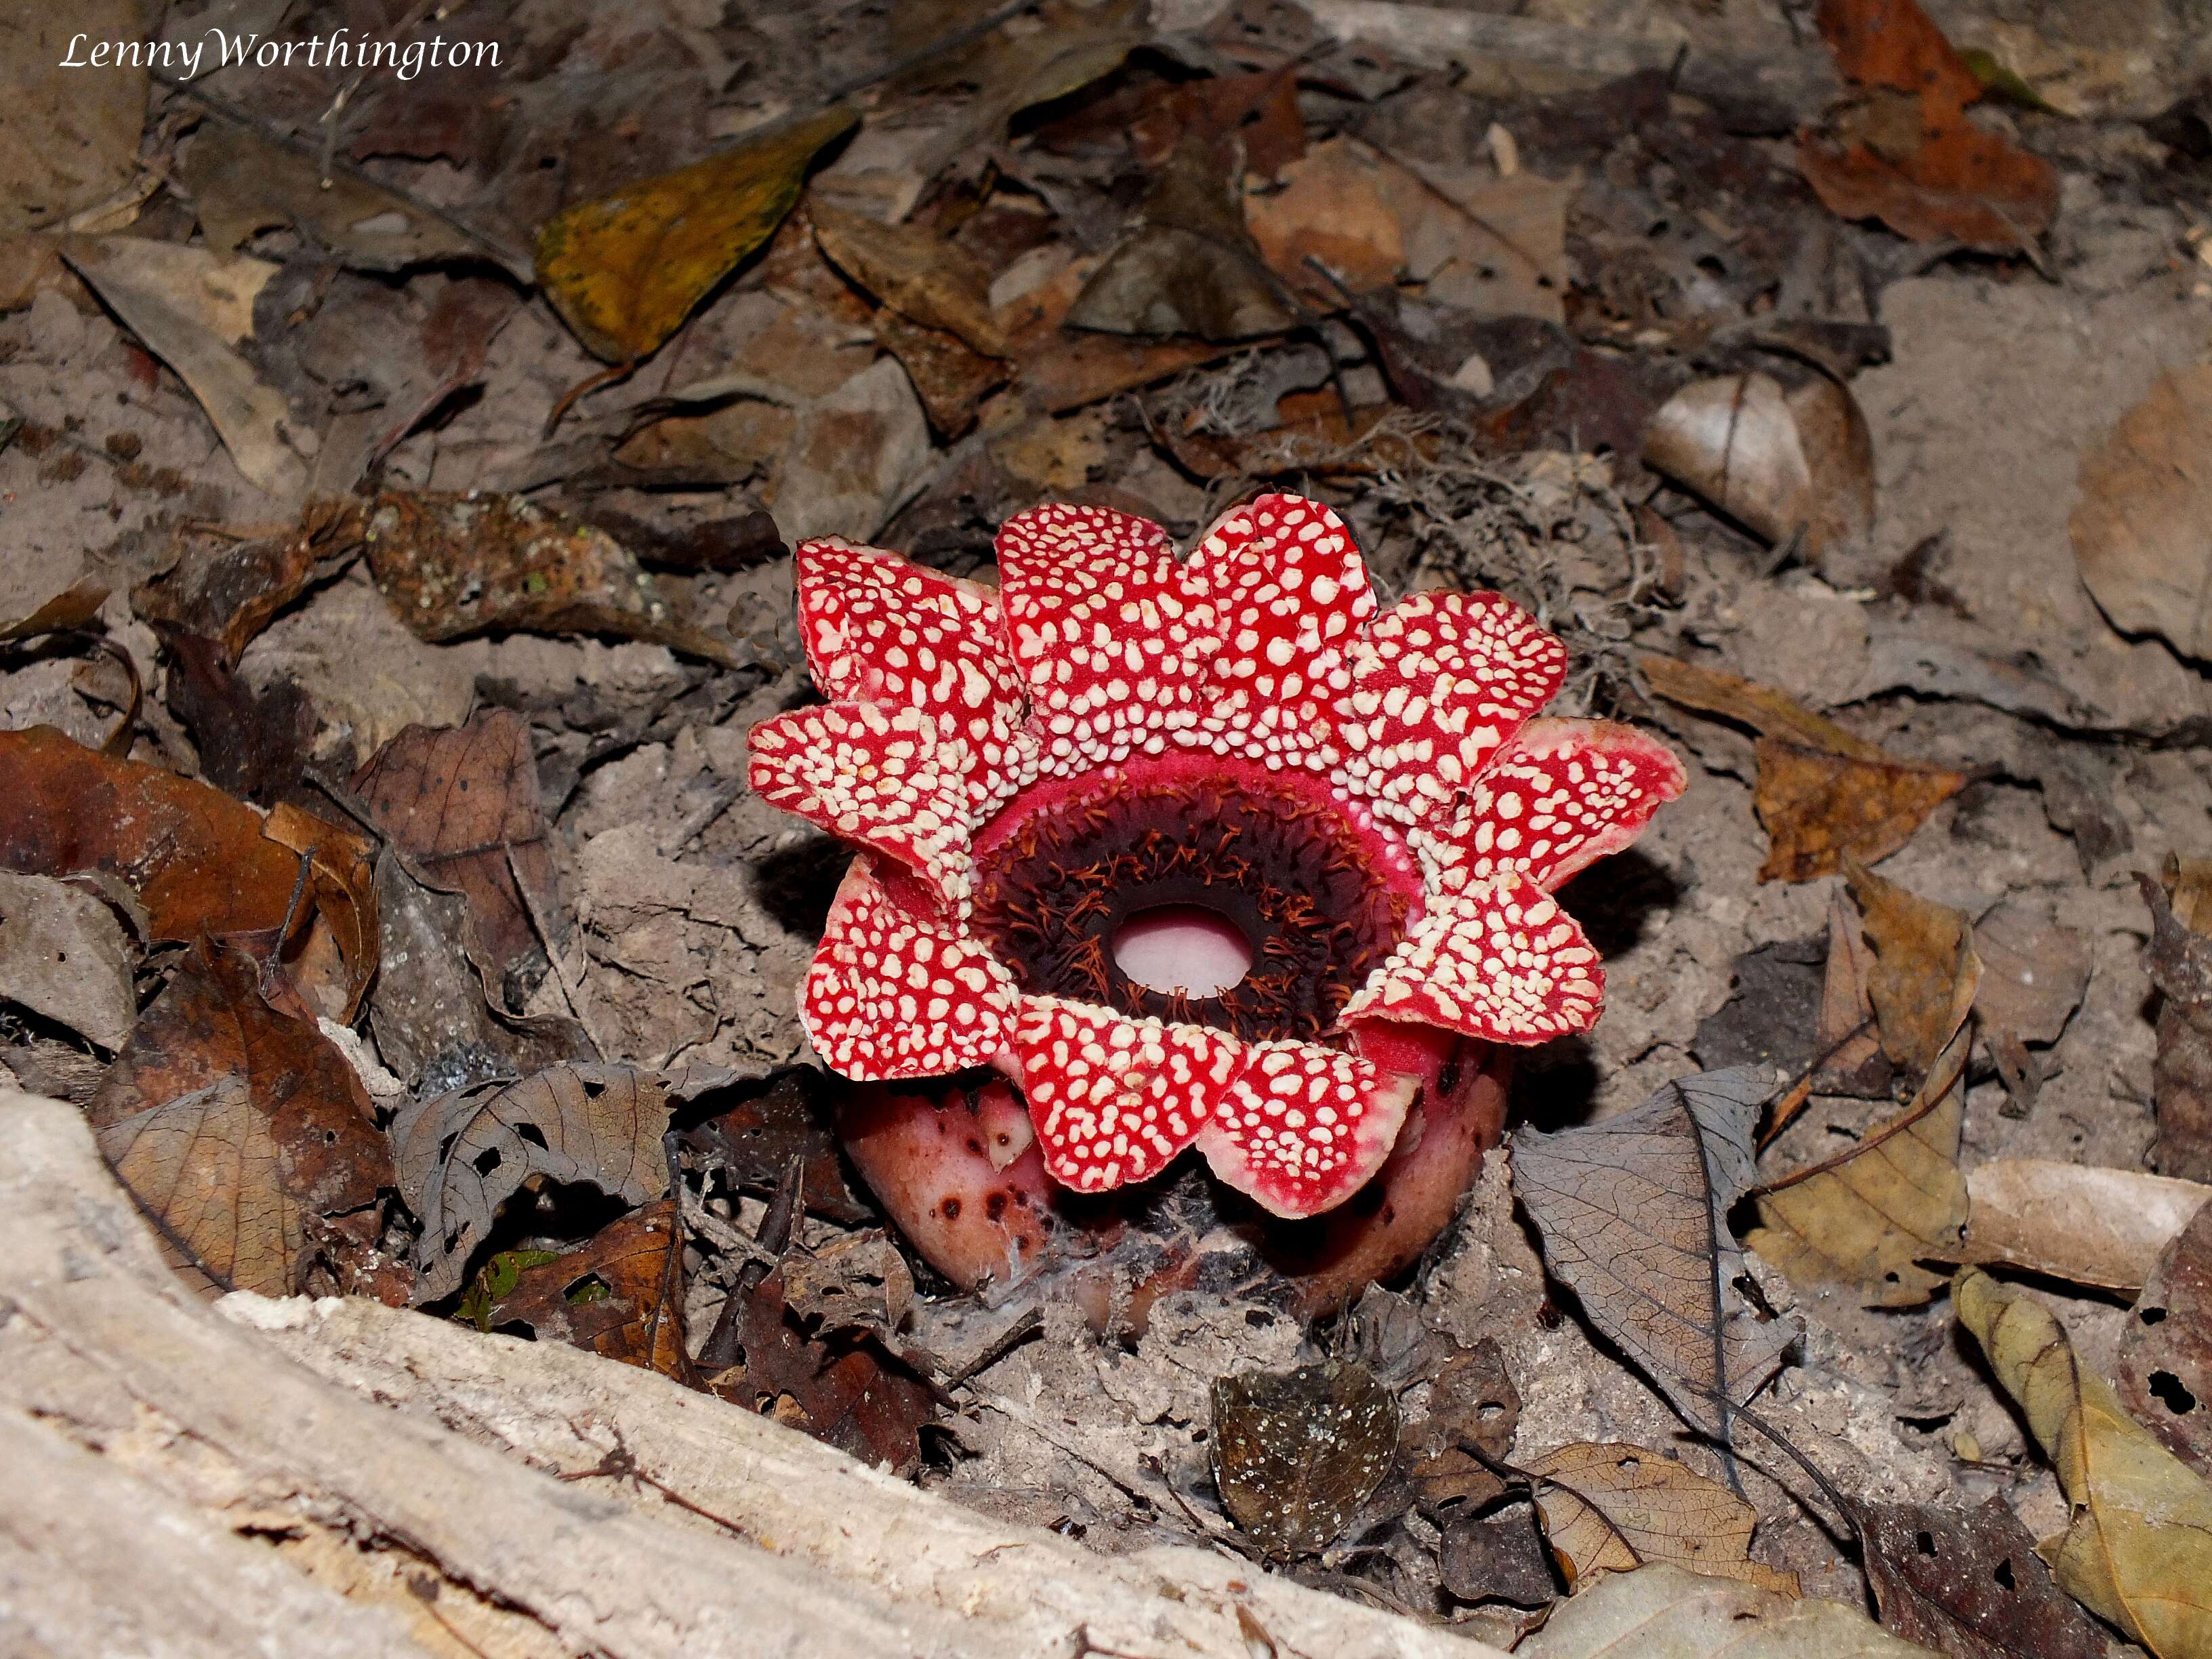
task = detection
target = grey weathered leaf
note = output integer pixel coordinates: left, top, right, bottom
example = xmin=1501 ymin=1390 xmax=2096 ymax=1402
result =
xmin=1512 ymin=1067 xmax=1799 ymax=1443
xmin=0 ymin=868 xmax=136 ymax=1052
xmin=1519 ymin=1563 xmax=1942 ymax=1659
xmin=393 ymin=1061 xmax=674 ymax=1300
xmin=1210 ymin=1359 xmax=1398 ymax=1559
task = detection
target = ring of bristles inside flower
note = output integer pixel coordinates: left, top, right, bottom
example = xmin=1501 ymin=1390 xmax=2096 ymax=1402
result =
xmin=970 ymin=759 xmax=1412 ymax=1045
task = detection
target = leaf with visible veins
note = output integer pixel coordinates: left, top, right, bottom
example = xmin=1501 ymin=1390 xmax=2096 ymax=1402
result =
xmin=1528 ymin=1441 xmax=1799 ymax=1595
xmin=1512 ymin=1067 xmax=1799 ymax=1451
xmin=393 ymin=1061 xmax=677 ymax=1300
xmin=87 ymin=940 xmax=395 ymax=1297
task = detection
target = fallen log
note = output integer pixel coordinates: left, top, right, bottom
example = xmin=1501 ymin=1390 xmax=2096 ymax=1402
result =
xmin=0 ymin=1090 xmax=1501 ymax=1658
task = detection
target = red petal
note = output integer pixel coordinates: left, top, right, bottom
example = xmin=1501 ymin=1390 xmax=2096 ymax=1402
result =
xmin=747 ymin=702 xmax=973 ymax=907
xmin=996 ymin=504 xmax=1216 ymax=775
xmin=802 ymin=856 xmax=1017 ymax=1080
xmin=1340 ymin=871 xmax=1604 ymax=1044
xmin=1338 ymin=590 xmax=1567 ymax=827
xmin=1195 ymin=1040 xmax=1418 ymax=1218
xmin=1422 ymin=717 xmax=1686 ymax=894
xmin=795 ymin=539 xmax=1029 ymax=817
xmin=1185 ymin=493 xmax=1375 ymax=770
xmin=1011 ymin=996 xmax=1239 ymax=1192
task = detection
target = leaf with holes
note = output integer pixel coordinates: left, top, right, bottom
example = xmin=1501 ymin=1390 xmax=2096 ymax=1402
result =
xmin=719 ymin=1269 xmax=938 ymax=1475
xmin=1527 ymin=1441 xmax=1799 ymax=1595
xmin=2120 ymin=1201 xmax=2212 ymax=1478
xmin=1211 ymin=1359 xmax=1399 ymax=1559
xmin=392 ymin=1061 xmax=676 ymax=1300
xmin=87 ymin=940 xmax=394 ymax=1297
xmin=1853 ymin=1495 xmax=2105 ymax=1659
xmin=1958 ymin=1267 xmax=2212 ymax=1656
xmin=1406 ymin=1336 xmax=1523 ymax=1514
xmin=1513 ymin=1067 xmax=1799 ymax=1448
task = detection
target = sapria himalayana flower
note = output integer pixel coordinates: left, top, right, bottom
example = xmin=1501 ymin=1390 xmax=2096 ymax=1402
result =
xmin=747 ymin=495 xmax=1684 ymax=1221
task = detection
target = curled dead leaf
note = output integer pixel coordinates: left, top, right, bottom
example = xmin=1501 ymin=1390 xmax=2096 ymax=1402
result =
xmin=480 ymin=1200 xmax=690 ymax=1380
xmin=1956 ymin=1267 xmax=2212 ymax=1656
xmin=1963 ymin=1161 xmax=2210 ymax=1292
xmin=2145 ymin=870 xmax=2212 ymax=1185
xmin=0 ymin=726 xmax=375 ymax=1009
xmin=1644 ymin=371 xmax=1874 ymax=566
xmin=1846 ymin=861 xmax=1980 ymax=1076
xmin=134 ymin=504 xmax=367 ymax=665
xmin=1528 ymin=1441 xmax=1799 ymax=1595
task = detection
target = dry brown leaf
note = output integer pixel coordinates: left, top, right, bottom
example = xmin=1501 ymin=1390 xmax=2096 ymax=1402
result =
xmin=1853 ymin=1495 xmax=2108 ymax=1659
xmin=873 ymin=308 xmax=1008 ymax=437
xmin=0 ymin=868 xmax=136 ymax=1052
xmin=1748 ymin=932 xmax=1975 ymax=1307
xmin=1846 ymin=861 xmax=1978 ymax=1076
xmin=1441 ymin=1505 xmax=1556 ymax=1607
xmin=483 ymin=1200 xmax=689 ymax=1379
xmin=2146 ymin=869 xmax=2212 ymax=1184
xmin=1971 ymin=899 xmax=2090 ymax=1048
xmin=1066 ymin=128 xmax=1296 ymax=342
xmin=1527 ymin=1441 xmax=1799 ymax=1595
xmin=134 ymin=504 xmax=367 ymax=665
xmin=767 ymin=356 xmax=933 ymax=541
xmin=392 ymin=1061 xmax=677 ymax=1300
xmin=2071 ymin=364 xmax=2212 ymax=663
xmin=1245 ymin=138 xmax=1406 ymax=300
xmin=352 ymin=710 xmax=560 ymax=1004
xmin=811 ymin=204 xmax=1006 ymax=356
xmin=87 ymin=939 xmax=393 ymax=1297
xmin=1406 ymin=1337 xmax=1523 ymax=1514
xmin=359 ymin=491 xmax=736 ymax=664
xmin=1956 ymin=1267 xmax=2212 ymax=1656
xmin=536 ymin=106 xmax=857 ymax=365
xmin=1519 ymin=1563 xmax=1942 ymax=1659
xmin=1818 ymin=885 xmax=1891 ymax=1097
xmin=0 ymin=576 xmax=108 ymax=643
xmin=1644 ymin=372 xmax=1875 ymax=566
xmin=1754 ymin=739 xmax=1972 ymax=886
xmin=722 ymin=1269 xmax=940 ymax=1475
xmin=0 ymin=726 xmax=371 ymax=1004
xmin=1963 ymin=1161 xmax=2211 ymax=1292
xmin=2119 ymin=1202 xmax=2212 ymax=1477
xmin=1799 ymin=0 xmax=2057 ymax=251
xmin=181 ymin=125 xmax=487 ymax=272
xmin=1639 ymin=654 xmax=1885 ymax=762
xmin=0 ymin=7 xmax=146 ymax=234
xmin=1513 ymin=1069 xmax=1799 ymax=1445
xmin=60 ymin=238 xmax=306 ymax=499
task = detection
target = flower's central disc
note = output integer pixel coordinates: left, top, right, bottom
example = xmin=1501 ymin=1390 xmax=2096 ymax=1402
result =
xmin=1111 ymin=903 xmax=1255 ymax=997
xmin=970 ymin=755 xmax=1418 ymax=1044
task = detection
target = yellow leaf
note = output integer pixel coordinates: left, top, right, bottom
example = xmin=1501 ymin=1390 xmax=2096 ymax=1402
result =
xmin=535 ymin=106 xmax=858 ymax=364
xmin=1955 ymin=1267 xmax=2212 ymax=1658
xmin=1528 ymin=1441 xmax=1800 ymax=1595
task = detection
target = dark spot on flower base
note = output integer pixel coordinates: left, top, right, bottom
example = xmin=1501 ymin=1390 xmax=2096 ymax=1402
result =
xmin=941 ymin=1196 xmax=962 ymax=1221
xmin=972 ymin=768 xmax=1406 ymax=1043
xmin=985 ymin=1191 xmax=1008 ymax=1221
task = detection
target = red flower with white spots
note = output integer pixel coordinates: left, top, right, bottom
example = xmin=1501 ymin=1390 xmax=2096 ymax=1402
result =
xmin=751 ymin=495 xmax=1684 ymax=1219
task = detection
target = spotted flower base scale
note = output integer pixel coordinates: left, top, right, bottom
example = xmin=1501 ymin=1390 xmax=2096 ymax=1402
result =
xmin=750 ymin=495 xmax=1684 ymax=1219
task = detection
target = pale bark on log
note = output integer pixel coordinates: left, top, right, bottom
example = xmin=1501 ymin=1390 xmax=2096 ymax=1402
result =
xmin=0 ymin=1091 xmax=1505 ymax=1659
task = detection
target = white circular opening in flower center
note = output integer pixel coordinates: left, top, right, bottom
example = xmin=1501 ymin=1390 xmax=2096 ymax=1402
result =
xmin=1111 ymin=904 xmax=1255 ymax=998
